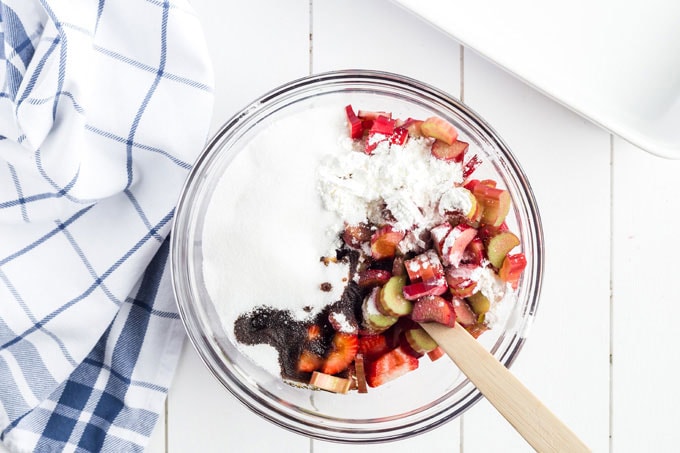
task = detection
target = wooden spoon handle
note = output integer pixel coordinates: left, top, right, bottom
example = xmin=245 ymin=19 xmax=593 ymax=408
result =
xmin=420 ymin=322 xmax=590 ymax=453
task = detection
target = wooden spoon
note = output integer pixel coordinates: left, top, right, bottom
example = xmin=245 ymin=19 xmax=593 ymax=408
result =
xmin=420 ymin=322 xmax=590 ymax=453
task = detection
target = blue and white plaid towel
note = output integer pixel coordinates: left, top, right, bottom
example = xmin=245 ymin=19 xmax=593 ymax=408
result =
xmin=0 ymin=1 xmax=213 ymax=452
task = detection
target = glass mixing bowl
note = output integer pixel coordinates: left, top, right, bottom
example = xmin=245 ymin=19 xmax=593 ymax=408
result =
xmin=171 ymin=70 xmax=543 ymax=443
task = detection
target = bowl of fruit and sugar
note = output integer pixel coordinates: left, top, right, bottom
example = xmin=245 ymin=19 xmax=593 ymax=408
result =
xmin=171 ymin=70 xmax=544 ymax=442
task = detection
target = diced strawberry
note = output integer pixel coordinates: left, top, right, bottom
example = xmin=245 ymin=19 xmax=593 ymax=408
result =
xmin=370 ymin=115 xmax=396 ymax=135
xmin=499 ymin=253 xmax=527 ymax=289
xmin=366 ymin=346 xmax=419 ymax=388
xmin=307 ymin=324 xmax=321 ymax=341
xmin=356 ymin=269 xmax=392 ymax=288
xmin=297 ymin=350 xmax=323 ymax=373
xmin=345 ymin=105 xmax=364 ymax=139
xmin=439 ymin=224 xmax=478 ymax=267
xmin=450 ymin=297 xmax=477 ymax=326
xmin=389 ymin=126 xmax=409 ymax=145
xmin=463 ymin=154 xmax=483 ymax=179
xmin=410 ymin=295 xmax=457 ymax=327
xmin=370 ymin=225 xmax=405 ymax=260
xmin=445 ymin=264 xmax=478 ymax=298
xmin=403 ymin=250 xmax=444 ymax=283
xmin=358 ymin=334 xmax=391 ymax=360
xmin=402 ymin=279 xmax=448 ymax=300
xmin=431 ymin=139 xmax=468 ymax=163
xmin=321 ymin=332 xmax=359 ymax=375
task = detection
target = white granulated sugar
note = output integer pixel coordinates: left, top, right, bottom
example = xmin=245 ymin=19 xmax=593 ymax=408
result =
xmin=202 ymin=106 xmax=351 ymax=357
xmin=438 ymin=186 xmax=473 ymax=216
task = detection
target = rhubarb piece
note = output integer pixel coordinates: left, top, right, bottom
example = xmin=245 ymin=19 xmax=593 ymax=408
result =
xmin=445 ymin=264 xmax=478 ymax=298
xmin=356 ymin=269 xmax=392 ymax=288
xmin=403 ymin=327 xmax=438 ymax=354
xmin=342 ymin=223 xmax=371 ymax=248
xmin=358 ymin=334 xmax=391 ymax=360
xmin=463 ymin=154 xmax=483 ymax=179
xmin=328 ymin=311 xmax=358 ymax=334
xmin=358 ymin=110 xmax=392 ymax=120
xmin=366 ymin=346 xmax=419 ymax=388
xmin=403 ymin=250 xmax=444 ymax=283
xmin=402 ymin=279 xmax=448 ymax=300
xmin=362 ymin=287 xmax=398 ymax=333
xmin=439 ymin=223 xmax=478 ymax=267
xmin=410 ymin=295 xmax=457 ymax=327
xmin=431 ymin=139 xmax=468 ymax=162
xmin=389 ymin=126 xmax=409 ymax=145
xmin=473 ymin=183 xmax=511 ymax=227
xmin=420 ymin=116 xmax=458 ymax=145
xmin=365 ymin=131 xmax=388 ymax=154
xmin=451 ymin=297 xmax=477 ymax=326
xmin=467 ymin=291 xmax=490 ymax=317
xmin=462 ymin=237 xmax=485 ymax=265
xmin=309 ymin=371 xmax=351 ymax=394
xmin=370 ymin=115 xmax=396 ymax=135
xmin=427 ymin=346 xmax=445 ymax=361
xmin=466 ymin=323 xmax=489 ymax=339
xmin=354 ymin=354 xmax=368 ymax=393
xmin=400 ymin=118 xmax=423 ymax=137
xmin=298 ymin=350 xmax=323 ymax=373
xmin=378 ymin=275 xmax=413 ymax=316
xmin=345 ymin=105 xmax=364 ymax=139
xmin=370 ymin=225 xmax=405 ymax=260
xmin=499 ymin=252 xmax=527 ymax=289
xmin=486 ymin=231 xmax=520 ymax=268
xmin=321 ymin=332 xmax=359 ymax=375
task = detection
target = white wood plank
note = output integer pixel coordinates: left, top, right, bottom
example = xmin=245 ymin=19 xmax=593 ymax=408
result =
xmin=611 ymin=137 xmax=680 ymax=451
xmin=460 ymin=48 xmax=611 ymax=452
xmin=312 ymin=0 xmax=461 ymax=96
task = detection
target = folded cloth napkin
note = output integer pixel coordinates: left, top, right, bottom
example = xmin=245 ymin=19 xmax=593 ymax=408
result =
xmin=0 ymin=1 xmax=213 ymax=451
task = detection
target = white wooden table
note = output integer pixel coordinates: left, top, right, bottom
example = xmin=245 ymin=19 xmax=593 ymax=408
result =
xmin=149 ymin=1 xmax=680 ymax=452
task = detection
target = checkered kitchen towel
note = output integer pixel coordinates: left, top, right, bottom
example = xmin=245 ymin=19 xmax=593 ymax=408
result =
xmin=0 ymin=1 xmax=213 ymax=452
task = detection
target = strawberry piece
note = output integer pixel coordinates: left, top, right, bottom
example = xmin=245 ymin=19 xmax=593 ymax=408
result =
xmin=431 ymin=139 xmax=468 ymax=163
xmin=358 ymin=334 xmax=391 ymax=360
xmin=499 ymin=253 xmax=527 ymax=289
xmin=307 ymin=324 xmax=321 ymax=341
xmin=402 ymin=279 xmax=448 ymax=300
xmin=389 ymin=126 xmax=409 ymax=145
xmin=451 ymin=297 xmax=477 ymax=326
xmin=345 ymin=105 xmax=364 ymax=139
xmin=410 ymin=295 xmax=457 ymax=327
xmin=370 ymin=115 xmax=396 ymax=135
xmin=370 ymin=225 xmax=405 ymax=260
xmin=297 ymin=350 xmax=323 ymax=373
xmin=366 ymin=346 xmax=419 ymax=388
xmin=321 ymin=332 xmax=359 ymax=375
xmin=403 ymin=250 xmax=444 ymax=283
xmin=463 ymin=154 xmax=483 ymax=179
xmin=356 ymin=269 xmax=392 ymax=288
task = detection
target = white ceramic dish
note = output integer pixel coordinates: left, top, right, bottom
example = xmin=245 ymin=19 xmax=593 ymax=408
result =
xmin=392 ymin=0 xmax=680 ymax=159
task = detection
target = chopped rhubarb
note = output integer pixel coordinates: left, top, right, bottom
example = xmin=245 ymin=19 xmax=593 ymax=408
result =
xmin=473 ymin=183 xmax=511 ymax=227
xmin=410 ymin=295 xmax=457 ymax=327
xmin=427 ymin=346 xmax=445 ymax=361
xmin=389 ymin=126 xmax=409 ymax=145
xmin=499 ymin=253 xmax=527 ymax=289
xmin=345 ymin=105 xmax=364 ymax=140
xmin=354 ymin=354 xmax=368 ymax=393
xmin=486 ymin=231 xmax=520 ymax=268
xmin=445 ymin=264 xmax=478 ymax=298
xmin=370 ymin=225 xmax=405 ymax=260
xmin=309 ymin=371 xmax=351 ymax=394
xmin=356 ymin=269 xmax=392 ymax=288
xmin=378 ymin=275 xmax=413 ymax=316
xmin=420 ymin=116 xmax=459 ymax=145
xmin=431 ymin=139 xmax=468 ymax=162
xmin=461 ymin=237 xmax=485 ymax=265
xmin=439 ymin=223 xmax=478 ymax=267
xmin=463 ymin=154 xmax=483 ymax=179
xmin=403 ymin=250 xmax=444 ymax=283
xmin=450 ymin=297 xmax=477 ymax=326
xmin=342 ymin=223 xmax=371 ymax=248
xmin=402 ymin=279 xmax=448 ymax=300
xmin=370 ymin=115 xmax=396 ymax=135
